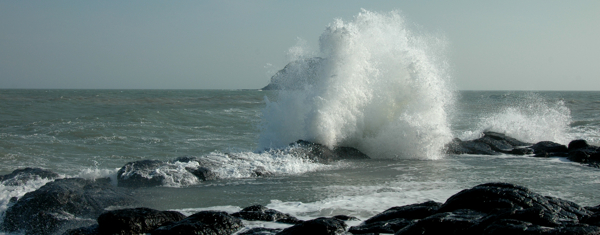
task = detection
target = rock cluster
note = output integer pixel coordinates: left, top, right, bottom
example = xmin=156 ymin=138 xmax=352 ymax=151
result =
xmin=447 ymin=131 xmax=600 ymax=167
xmin=5 ymin=172 xmax=600 ymax=235
xmin=351 ymin=182 xmax=600 ymax=235
xmin=60 ymin=183 xmax=600 ymax=235
xmin=1 ymin=177 xmax=137 ymax=235
xmin=0 ymin=167 xmax=59 ymax=186
xmin=117 ymin=141 xmax=369 ymax=188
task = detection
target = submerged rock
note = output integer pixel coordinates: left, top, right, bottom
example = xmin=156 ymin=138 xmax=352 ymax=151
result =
xmin=2 ymin=178 xmax=137 ymax=235
xmin=0 ymin=167 xmax=59 ymax=186
xmin=151 ymin=211 xmax=243 ymax=235
xmin=117 ymin=160 xmax=168 ymax=187
xmin=97 ymin=207 xmax=186 ymax=234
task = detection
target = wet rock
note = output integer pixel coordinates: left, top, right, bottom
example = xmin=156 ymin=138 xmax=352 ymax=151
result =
xmin=187 ymin=166 xmax=218 ymax=181
xmin=0 ymin=167 xmax=59 ymax=186
xmin=289 ymin=140 xmax=370 ymax=163
xmin=332 ymin=215 xmax=359 ymax=221
xmin=232 ymin=205 xmax=301 ymax=224
xmin=117 ymin=160 xmax=167 ymax=187
xmin=366 ymin=200 xmax=442 ymax=222
xmin=439 ymin=182 xmax=590 ymax=222
xmin=62 ymin=225 xmax=100 ymax=235
xmin=2 ymin=178 xmax=137 ymax=235
xmin=349 ymin=218 xmax=411 ymax=234
xmin=349 ymin=201 xmax=441 ymax=234
xmin=352 ymin=183 xmax=599 ymax=234
xmin=395 ymin=209 xmax=487 ymax=235
xmin=529 ymin=141 xmax=568 ymax=156
xmin=151 ymin=211 xmax=243 ymax=235
xmin=262 ymin=57 xmax=325 ymax=90
xmin=569 ymin=139 xmax=590 ymax=151
xmin=238 ymin=227 xmax=282 ymax=235
xmin=277 ymin=217 xmax=347 ymax=235
xmin=445 ymin=137 xmax=498 ymax=155
xmin=97 ymin=207 xmax=186 ymax=234
xmin=568 ymin=144 xmax=600 ymax=164
xmin=445 ymin=132 xmax=531 ymax=155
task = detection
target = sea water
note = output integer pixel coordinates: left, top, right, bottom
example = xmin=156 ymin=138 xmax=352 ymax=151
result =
xmin=1 ymin=10 xmax=600 ymax=234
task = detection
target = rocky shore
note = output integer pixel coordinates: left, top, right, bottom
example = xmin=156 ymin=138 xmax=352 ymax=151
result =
xmin=2 ymin=132 xmax=600 ymax=234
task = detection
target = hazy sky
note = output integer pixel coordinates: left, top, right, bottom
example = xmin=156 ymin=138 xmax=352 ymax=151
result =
xmin=1 ymin=1 xmax=599 ymax=90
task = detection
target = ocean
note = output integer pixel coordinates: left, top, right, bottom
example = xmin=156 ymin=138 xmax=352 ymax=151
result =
xmin=1 ymin=89 xmax=600 ymax=233
xmin=2 ymin=10 xmax=600 ymax=234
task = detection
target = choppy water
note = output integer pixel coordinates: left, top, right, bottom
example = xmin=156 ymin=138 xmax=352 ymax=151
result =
xmin=1 ymin=89 xmax=599 ymax=221
xmin=1 ymin=9 xmax=600 ymax=234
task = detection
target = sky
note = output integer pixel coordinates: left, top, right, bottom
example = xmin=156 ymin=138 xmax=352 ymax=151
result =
xmin=0 ymin=1 xmax=599 ymax=90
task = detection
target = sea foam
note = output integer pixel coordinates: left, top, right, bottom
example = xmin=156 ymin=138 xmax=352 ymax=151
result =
xmin=260 ymin=10 xmax=454 ymax=159
xmin=459 ymin=93 xmax=573 ymax=145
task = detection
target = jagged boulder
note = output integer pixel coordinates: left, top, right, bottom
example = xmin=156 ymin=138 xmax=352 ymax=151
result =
xmin=277 ymin=217 xmax=347 ymax=235
xmin=289 ymin=140 xmax=370 ymax=164
xmin=445 ymin=131 xmax=532 ymax=155
xmin=349 ymin=200 xmax=441 ymax=234
xmin=356 ymin=183 xmax=599 ymax=235
xmin=117 ymin=160 xmax=168 ymax=187
xmin=97 ymin=207 xmax=186 ymax=234
xmin=2 ymin=178 xmax=137 ymax=235
xmin=0 ymin=167 xmax=59 ymax=186
xmin=232 ymin=205 xmax=302 ymax=224
xmin=262 ymin=57 xmax=325 ymax=90
xmin=151 ymin=211 xmax=243 ymax=235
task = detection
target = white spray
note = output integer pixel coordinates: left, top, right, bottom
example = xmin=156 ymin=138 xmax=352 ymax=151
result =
xmin=260 ymin=10 xmax=454 ymax=159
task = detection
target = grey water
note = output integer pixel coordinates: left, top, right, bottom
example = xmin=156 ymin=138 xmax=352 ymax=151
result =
xmin=1 ymin=89 xmax=600 ymax=223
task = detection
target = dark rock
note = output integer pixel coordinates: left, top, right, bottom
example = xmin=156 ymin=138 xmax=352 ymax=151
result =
xmin=445 ymin=137 xmax=498 ymax=155
xmin=586 ymin=205 xmax=600 ymax=214
xmin=289 ymin=140 xmax=370 ymax=164
xmin=395 ymin=209 xmax=487 ymax=235
xmin=117 ymin=160 xmax=167 ymax=187
xmin=332 ymin=215 xmax=359 ymax=221
xmin=262 ymin=57 xmax=325 ymax=90
xmin=2 ymin=178 xmax=137 ymax=235
xmin=348 ymin=218 xmax=411 ymax=234
xmin=0 ymin=167 xmax=59 ymax=186
xmin=364 ymin=200 xmax=442 ymax=223
xmin=482 ymin=219 xmax=554 ymax=235
xmin=569 ymin=139 xmax=590 ymax=151
xmin=187 ymin=167 xmax=218 ymax=181
xmin=277 ymin=217 xmax=347 ymax=235
xmin=151 ymin=211 xmax=243 ymax=235
xmin=507 ymin=148 xmax=534 ymax=155
xmin=63 ymin=225 xmax=100 ymax=235
xmin=568 ymin=145 xmax=600 ymax=163
xmin=97 ymin=207 xmax=186 ymax=234
xmin=530 ymin=141 xmax=568 ymax=155
xmin=439 ymin=182 xmax=590 ymax=223
xmin=483 ymin=219 xmax=600 ymax=235
xmin=348 ymin=200 xmax=442 ymax=233
xmin=232 ymin=205 xmax=301 ymax=224
xmin=446 ymin=132 xmax=532 ymax=155
xmin=238 ymin=227 xmax=282 ymax=235
xmin=482 ymin=131 xmax=531 ymax=147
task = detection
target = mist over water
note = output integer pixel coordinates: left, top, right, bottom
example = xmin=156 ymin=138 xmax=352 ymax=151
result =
xmin=259 ymin=10 xmax=454 ymax=159
xmin=455 ymin=92 xmax=573 ymax=144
